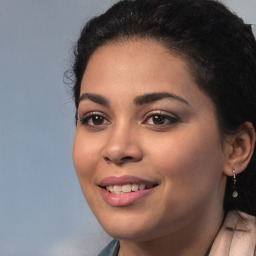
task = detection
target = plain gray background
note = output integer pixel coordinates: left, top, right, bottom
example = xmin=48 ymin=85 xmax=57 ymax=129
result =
xmin=0 ymin=1 xmax=255 ymax=255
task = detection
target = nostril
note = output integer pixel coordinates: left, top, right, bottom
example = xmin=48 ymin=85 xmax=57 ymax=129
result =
xmin=103 ymin=155 xmax=135 ymax=164
xmin=102 ymin=139 xmax=143 ymax=164
xmin=103 ymin=156 xmax=111 ymax=162
xmin=120 ymin=156 xmax=134 ymax=161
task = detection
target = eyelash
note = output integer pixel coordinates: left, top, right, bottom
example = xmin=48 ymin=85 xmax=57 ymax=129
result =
xmin=78 ymin=112 xmax=110 ymax=128
xmin=78 ymin=111 xmax=179 ymax=128
xmin=143 ymin=112 xmax=179 ymax=127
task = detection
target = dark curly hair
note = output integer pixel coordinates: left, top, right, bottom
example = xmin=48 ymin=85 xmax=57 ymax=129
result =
xmin=67 ymin=0 xmax=256 ymax=215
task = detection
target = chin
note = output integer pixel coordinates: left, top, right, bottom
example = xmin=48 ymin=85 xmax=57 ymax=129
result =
xmin=105 ymin=227 xmax=153 ymax=242
xmin=97 ymin=213 xmax=161 ymax=242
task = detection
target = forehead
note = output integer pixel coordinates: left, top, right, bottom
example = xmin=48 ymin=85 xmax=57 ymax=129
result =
xmin=82 ymin=40 xmax=192 ymax=88
xmin=80 ymin=39 xmax=214 ymax=112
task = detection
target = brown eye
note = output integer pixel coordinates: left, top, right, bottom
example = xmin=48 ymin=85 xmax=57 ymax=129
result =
xmin=91 ymin=115 xmax=104 ymax=125
xmin=79 ymin=113 xmax=110 ymax=127
xmin=152 ymin=115 xmax=166 ymax=125
xmin=145 ymin=113 xmax=178 ymax=126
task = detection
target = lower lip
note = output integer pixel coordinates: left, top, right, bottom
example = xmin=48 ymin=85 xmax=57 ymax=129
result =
xmin=101 ymin=187 xmax=155 ymax=207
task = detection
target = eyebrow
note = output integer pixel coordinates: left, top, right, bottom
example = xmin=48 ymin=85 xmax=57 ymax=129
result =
xmin=134 ymin=92 xmax=190 ymax=106
xmin=79 ymin=93 xmax=109 ymax=106
xmin=78 ymin=92 xmax=190 ymax=107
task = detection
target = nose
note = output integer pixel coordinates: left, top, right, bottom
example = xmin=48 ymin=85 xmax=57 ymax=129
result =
xmin=102 ymin=124 xmax=143 ymax=165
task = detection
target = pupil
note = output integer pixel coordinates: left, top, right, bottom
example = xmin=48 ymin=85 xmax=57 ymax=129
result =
xmin=153 ymin=115 xmax=164 ymax=124
xmin=93 ymin=115 xmax=103 ymax=125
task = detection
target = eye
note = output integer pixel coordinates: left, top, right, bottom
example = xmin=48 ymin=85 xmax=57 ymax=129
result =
xmin=144 ymin=113 xmax=178 ymax=126
xmin=78 ymin=112 xmax=110 ymax=127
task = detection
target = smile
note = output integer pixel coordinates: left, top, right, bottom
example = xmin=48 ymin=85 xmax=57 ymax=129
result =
xmin=105 ymin=183 xmax=155 ymax=194
xmin=99 ymin=175 xmax=159 ymax=206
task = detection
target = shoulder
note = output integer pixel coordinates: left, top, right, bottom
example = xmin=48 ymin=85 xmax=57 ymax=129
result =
xmin=209 ymin=211 xmax=256 ymax=256
xmin=98 ymin=240 xmax=120 ymax=256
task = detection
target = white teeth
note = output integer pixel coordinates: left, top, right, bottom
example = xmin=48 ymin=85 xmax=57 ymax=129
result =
xmin=108 ymin=185 xmax=114 ymax=193
xmin=139 ymin=184 xmax=146 ymax=190
xmin=113 ymin=185 xmax=122 ymax=194
xmin=131 ymin=184 xmax=139 ymax=191
xmin=122 ymin=184 xmax=132 ymax=193
xmin=105 ymin=183 xmax=150 ymax=194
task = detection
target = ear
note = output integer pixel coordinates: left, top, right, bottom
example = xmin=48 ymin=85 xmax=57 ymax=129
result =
xmin=223 ymin=122 xmax=255 ymax=176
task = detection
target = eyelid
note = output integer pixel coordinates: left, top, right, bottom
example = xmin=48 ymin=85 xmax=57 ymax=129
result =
xmin=144 ymin=110 xmax=179 ymax=120
xmin=77 ymin=111 xmax=111 ymax=128
xmin=142 ymin=110 xmax=179 ymax=126
xmin=77 ymin=111 xmax=109 ymax=121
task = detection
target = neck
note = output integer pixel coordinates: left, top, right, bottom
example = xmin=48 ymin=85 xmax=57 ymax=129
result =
xmin=118 ymin=208 xmax=224 ymax=256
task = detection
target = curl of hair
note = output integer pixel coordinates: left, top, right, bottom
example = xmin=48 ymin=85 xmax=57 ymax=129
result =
xmin=67 ymin=0 xmax=256 ymax=215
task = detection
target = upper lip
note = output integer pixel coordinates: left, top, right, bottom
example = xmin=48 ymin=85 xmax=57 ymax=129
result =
xmin=99 ymin=175 xmax=158 ymax=187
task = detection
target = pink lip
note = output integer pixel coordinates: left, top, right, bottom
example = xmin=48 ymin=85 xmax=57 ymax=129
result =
xmin=101 ymin=187 xmax=155 ymax=207
xmin=99 ymin=175 xmax=156 ymax=187
xmin=99 ymin=175 xmax=158 ymax=207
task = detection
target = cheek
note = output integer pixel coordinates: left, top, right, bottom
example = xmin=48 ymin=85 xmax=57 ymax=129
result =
xmin=72 ymin=131 xmax=102 ymax=188
xmin=72 ymin=131 xmax=105 ymax=212
xmin=145 ymin=126 xmax=224 ymax=195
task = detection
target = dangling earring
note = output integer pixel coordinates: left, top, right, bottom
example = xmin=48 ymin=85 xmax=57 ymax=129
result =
xmin=232 ymin=169 xmax=238 ymax=198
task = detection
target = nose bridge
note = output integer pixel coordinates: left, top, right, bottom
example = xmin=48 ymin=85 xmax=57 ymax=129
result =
xmin=102 ymin=119 xmax=142 ymax=164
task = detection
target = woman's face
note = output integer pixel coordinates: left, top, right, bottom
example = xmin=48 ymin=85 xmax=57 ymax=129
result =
xmin=73 ymin=40 xmax=228 ymax=241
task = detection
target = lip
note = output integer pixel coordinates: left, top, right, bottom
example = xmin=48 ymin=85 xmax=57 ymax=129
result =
xmin=99 ymin=175 xmax=158 ymax=207
xmin=99 ymin=175 xmax=156 ymax=187
xmin=101 ymin=186 xmax=155 ymax=206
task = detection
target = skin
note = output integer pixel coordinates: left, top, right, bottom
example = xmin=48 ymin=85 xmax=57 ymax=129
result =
xmin=72 ymin=39 xmax=252 ymax=255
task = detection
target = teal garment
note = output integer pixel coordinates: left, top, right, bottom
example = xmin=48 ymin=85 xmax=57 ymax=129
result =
xmin=98 ymin=240 xmax=119 ymax=256
xmin=97 ymin=238 xmax=256 ymax=256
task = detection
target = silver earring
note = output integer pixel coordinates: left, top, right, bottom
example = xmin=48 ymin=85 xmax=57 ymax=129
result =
xmin=232 ymin=169 xmax=238 ymax=198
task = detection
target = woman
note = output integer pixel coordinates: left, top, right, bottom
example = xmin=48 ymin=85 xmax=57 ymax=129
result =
xmin=68 ymin=0 xmax=256 ymax=255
